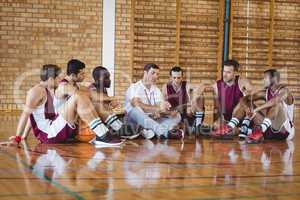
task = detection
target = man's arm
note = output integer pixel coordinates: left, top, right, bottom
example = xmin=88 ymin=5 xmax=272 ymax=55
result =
xmin=253 ymin=88 xmax=289 ymax=113
xmin=21 ymin=119 xmax=32 ymax=140
xmin=8 ymin=88 xmax=43 ymax=144
xmin=243 ymin=89 xmax=266 ymax=102
xmin=212 ymin=82 xmax=223 ymax=120
xmin=131 ymin=97 xmax=162 ymax=113
xmin=161 ymin=84 xmax=168 ymax=101
xmin=239 ymin=78 xmax=254 ymax=95
xmin=90 ymin=90 xmax=116 ymax=103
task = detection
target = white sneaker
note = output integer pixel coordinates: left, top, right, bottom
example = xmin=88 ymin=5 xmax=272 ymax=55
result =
xmin=141 ymin=129 xmax=155 ymax=139
xmin=121 ymin=133 xmax=140 ymax=140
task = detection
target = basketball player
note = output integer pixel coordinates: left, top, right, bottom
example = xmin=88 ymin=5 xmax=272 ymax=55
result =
xmin=4 ymin=64 xmax=122 ymax=146
xmin=77 ymin=66 xmax=133 ymax=141
xmin=162 ymin=66 xmax=206 ymax=134
xmin=226 ymin=69 xmax=295 ymax=143
xmin=89 ymin=66 xmax=120 ymax=109
xmin=210 ymin=59 xmax=253 ymax=138
xmin=125 ymin=63 xmax=184 ymax=139
xmin=55 ymin=59 xmax=86 ymax=107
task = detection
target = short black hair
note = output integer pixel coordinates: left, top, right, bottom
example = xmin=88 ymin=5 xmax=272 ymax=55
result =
xmin=67 ymin=59 xmax=85 ymax=75
xmin=40 ymin=64 xmax=61 ymax=81
xmin=264 ymin=69 xmax=280 ymax=80
xmin=224 ymin=59 xmax=240 ymax=71
xmin=169 ymin=66 xmax=183 ymax=75
xmin=144 ymin=63 xmax=159 ymax=72
xmin=92 ymin=66 xmax=108 ymax=82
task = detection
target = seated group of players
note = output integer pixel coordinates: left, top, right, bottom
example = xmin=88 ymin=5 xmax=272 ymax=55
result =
xmin=4 ymin=58 xmax=295 ymax=147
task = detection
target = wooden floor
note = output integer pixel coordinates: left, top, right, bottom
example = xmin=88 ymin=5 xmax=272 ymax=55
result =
xmin=0 ymin=114 xmax=299 ymax=200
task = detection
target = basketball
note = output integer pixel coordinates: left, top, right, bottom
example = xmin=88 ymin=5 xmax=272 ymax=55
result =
xmin=75 ymin=120 xmax=95 ymax=143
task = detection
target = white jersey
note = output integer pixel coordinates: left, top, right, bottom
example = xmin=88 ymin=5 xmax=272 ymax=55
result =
xmin=30 ymin=87 xmax=74 ymax=140
xmin=266 ymin=86 xmax=295 ymax=140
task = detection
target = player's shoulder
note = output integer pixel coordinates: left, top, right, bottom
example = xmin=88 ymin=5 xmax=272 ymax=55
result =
xmin=126 ymin=80 xmax=141 ymax=94
xmin=154 ymin=85 xmax=162 ymax=94
xmin=277 ymin=84 xmax=290 ymax=93
xmin=212 ymin=80 xmax=218 ymax=89
xmin=28 ymin=84 xmax=46 ymax=97
xmin=238 ymin=76 xmax=250 ymax=84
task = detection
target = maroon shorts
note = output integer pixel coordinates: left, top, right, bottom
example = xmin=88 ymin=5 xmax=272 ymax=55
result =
xmin=30 ymin=115 xmax=77 ymax=144
xmin=263 ymin=127 xmax=289 ymax=140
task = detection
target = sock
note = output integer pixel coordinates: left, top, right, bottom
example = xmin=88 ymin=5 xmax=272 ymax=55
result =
xmin=194 ymin=111 xmax=204 ymax=127
xmin=105 ymin=114 xmax=123 ymax=131
xmin=228 ymin=117 xmax=240 ymax=129
xmin=89 ymin=118 xmax=109 ymax=138
xmin=260 ymin=118 xmax=272 ymax=132
xmin=240 ymin=117 xmax=251 ymax=134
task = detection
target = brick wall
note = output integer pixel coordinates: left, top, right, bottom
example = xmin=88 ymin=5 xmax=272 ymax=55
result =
xmin=0 ymin=0 xmax=299 ymax=114
xmin=114 ymin=0 xmax=133 ymax=101
xmin=0 ymin=0 xmax=103 ymax=110
xmin=232 ymin=0 xmax=300 ymax=112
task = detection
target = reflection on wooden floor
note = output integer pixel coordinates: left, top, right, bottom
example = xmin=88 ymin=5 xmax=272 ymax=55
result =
xmin=0 ymin=114 xmax=299 ymax=200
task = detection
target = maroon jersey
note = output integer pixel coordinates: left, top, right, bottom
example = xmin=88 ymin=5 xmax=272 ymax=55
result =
xmin=266 ymin=85 xmax=285 ymax=101
xmin=217 ymin=76 xmax=243 ymax=121
xmin=166 ymin=81 xmax=188 ymax=114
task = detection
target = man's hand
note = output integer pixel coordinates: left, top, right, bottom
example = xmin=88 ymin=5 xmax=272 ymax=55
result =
xmin=0 ymin=136 xmax=22 ymax=147
xmin=109 ymin=100 xmax=120 ymax=109
xmin=159 ymin=101 xmax=171 ymax=112
xmin=246 ymin=107 xmax=257 ymax=120
xmin=151 ymin=112 xmax=161 ymax=119
xmin=169 ymin=110 xmax=179 ymax=118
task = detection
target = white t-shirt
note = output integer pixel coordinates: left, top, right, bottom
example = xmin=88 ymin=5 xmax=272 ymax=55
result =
xmin=125 ymin=80 xmax=163 ymax=113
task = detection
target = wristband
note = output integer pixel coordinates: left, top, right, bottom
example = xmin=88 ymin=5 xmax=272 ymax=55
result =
xmin=14 ymin=135 xmax=22 ymax=143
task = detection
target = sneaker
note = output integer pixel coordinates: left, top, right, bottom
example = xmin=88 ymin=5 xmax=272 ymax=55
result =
xmin=246 ymin=127 xmax=264 ymax=144
xmin=121 ymin=133 xmax=140 ymax=140
xmin=141 ymin=129 xmax=155 ymax=139
xmin=239 ymin=126 xmax=249 ymax=140
xmin=167 ymin=129 xmax=184 ymax=140
xmin=92 ymin=133 xmax=124 ymax=147
xmin=238 ymin=132 xmax=247 ymax=140
xmin=112 ymin=124 xmax=135 ymax=136
xmin=211 ymin=124 xmax=234 ymax=139
xmin=193 ymin=124 xmax=212 ymax=136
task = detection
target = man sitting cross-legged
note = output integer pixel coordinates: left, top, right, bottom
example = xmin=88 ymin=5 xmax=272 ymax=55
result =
xmin=125 ymin=63 xmax=184 ymax=140
xmin=162 ymin=66 xmax=208 ymax=135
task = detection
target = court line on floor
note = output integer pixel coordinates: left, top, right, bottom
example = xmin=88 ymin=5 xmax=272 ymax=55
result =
xmin=0 ymin=177 xmax=300 ymax=198
xmin=0 ymin=174 xmax=299 ymax=181
xmin=0 ymin=149 xmax=85 ymax=200
xmin=192 ymin=192 xmax=300 ymax=200
xmin=26 ymin=148 xmax=298 ymax=166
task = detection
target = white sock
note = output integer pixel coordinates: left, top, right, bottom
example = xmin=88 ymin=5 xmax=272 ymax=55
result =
xmin=105 ymin=114 xmax=123 ymax=131
xmin=260 ymin=118 xmax=272 ymax=132
xmin=89 ymin=118 xmax=109 ymax=138
xmin=194 ymin=112 xmax=204 ymax=126
xmin=228 ymin=117 xmax=240 ymax=129
xmin=240 ymin=117 xmax=251 ymax=134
